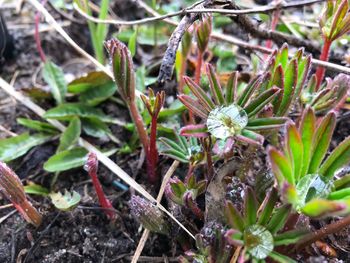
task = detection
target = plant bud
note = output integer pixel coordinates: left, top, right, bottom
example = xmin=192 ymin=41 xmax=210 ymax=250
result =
xmin=195 ymin=16 xmax=212 ymax=54
xmin=105 ymin=38 xmax=135 ymax=102
xmin=129 ymin=195 xmax=171 ymax=235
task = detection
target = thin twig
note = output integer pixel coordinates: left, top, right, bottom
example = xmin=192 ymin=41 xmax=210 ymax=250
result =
xmin=296 ymin=215 xmax=350 ymax=249
xmin=74 ymin=0 xmax=325 ymax=26
xmin=0 ymin=76 xmax=194 ymax=239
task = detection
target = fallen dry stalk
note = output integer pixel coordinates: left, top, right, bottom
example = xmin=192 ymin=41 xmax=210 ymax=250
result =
xmin=0 ymin=77 xmax=194 ymax=239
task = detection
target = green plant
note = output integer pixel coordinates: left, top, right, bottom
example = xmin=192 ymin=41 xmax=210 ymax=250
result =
xmin=0 ymin=161 xmax=42 ymax=227
xmin=268 ymin=107 xmax=350 ymax=217
xmin=301 ymin=73 xmax=350 ymax=114
xmin=224 ymin=187 xmax=306 ymax=262
xmin=74 ymin=0 xmax=110 ymax=63
xmin=179 ymin=64 xmax=287 ymax=144
xmin=316 ymin=0 xmax=350 ymax=90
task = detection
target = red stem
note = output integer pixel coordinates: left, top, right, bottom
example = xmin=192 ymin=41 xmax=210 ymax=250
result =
xmin=128 ymin=101 xmax=149 ymax=152
xmin=148 ymin=115 xmax=159 ymax=183
xmin=15 ymin=200 xmax=42 ymax=227
xmin=315 ymin=39 xmax=332 ymax=91
xmin=89 ymin=167 xmax=116 ymax=219
xmin=194 ymin=50 xmax=203 ymax=85
xmin=265 ymin=9 xmax=280 ymax=53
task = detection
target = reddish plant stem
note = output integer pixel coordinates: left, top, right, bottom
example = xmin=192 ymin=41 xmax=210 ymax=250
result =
xmin=128 ymin=101 xmax=150 ymax=152
xmin=315 ymin=39 xmax=332 ymax=91
xmin=148 ymin=115 xmax=159 ymax=183
xmin=185 ymin=165 xmax=194 ymax=184
xmin=34 ymin=0 xmax=48 ymax=62
xmin=14 ymin=200 xmax=42 ymax=227
xmin=265 ymin=9 xmax=280 ymax=55
xmin=296 ymin=214 xmax=350 ymax=249
xmin=194 ymin=50 xmax=203 ymax=85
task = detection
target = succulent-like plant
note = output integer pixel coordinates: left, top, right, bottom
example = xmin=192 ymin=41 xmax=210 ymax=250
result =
xmin=179 ymin=222 xmax=232 ymax=263
xmin=0 ymin=161 xmax=42 ymax=227
xmin=159 ymin=132 xmax=204 ymax=165
xmin=166 ymin=173 xmax=207 ymax=219
xmin=179 ymin=64 xmax=287 ymax=144
xmin=224 ymin=187 xmax=306 ymax=261
xmin=301 ymin=73 xmax=350 ymax=114
xmin=268 ymin=107 xmax=350 ymax=217
xmin=263 ymin=44 xmax=311 ymax=116
xmin=316 ymin=0 xmax=350 ymax=90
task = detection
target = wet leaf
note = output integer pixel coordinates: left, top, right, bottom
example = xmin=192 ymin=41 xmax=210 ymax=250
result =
xmin=42 ymin=60 xmax=67 ymax=105
xmin=207 ymin=104 xmax=248 ymax=140
xmin=244 ymin=224 xmax=274 ymax=259
xmin=0 ymin=133 xmax=51 ymax=162
xmin=44 ymin=148 xmax=88 ymax=172
xmin=50 ymin=190 xmax=81 ymax=211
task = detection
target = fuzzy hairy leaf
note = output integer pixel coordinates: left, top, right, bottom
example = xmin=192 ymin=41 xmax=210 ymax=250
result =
xmin=300 ymin=107 xmax=316 ymax=177
xmin=286 ymin=122 xmax=303 ymax=182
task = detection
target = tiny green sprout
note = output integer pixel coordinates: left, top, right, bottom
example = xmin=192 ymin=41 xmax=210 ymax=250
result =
xmin=179 ymin=64 xmax=287 ymax=144
xmin=224 ymin=187 xmax=307 ymax=262
xmin=50 ymin=190 xmax=81 ymax=211
xmin=165 ymin=173 xmax=206 ymax=219
xmin=268 ymin=107 xmax=350 ymax=217
xmin=129 ymin=195 xmax=171 ymax=235
xmin=302 ymin=73 xmax=350 ymax=114
xmin=0 ymin=161 xmax=42 ymax=227
xmin=159 ymin=132 xmax=204 ymax=165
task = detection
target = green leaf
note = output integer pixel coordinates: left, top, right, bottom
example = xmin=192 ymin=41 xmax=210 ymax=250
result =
xmin=184 ymin=77 xmax=215 ymax=111
xmin=286 ymin=122 xmax=303 ymax=182
xmin=237 ymin=75 xmax=262 ymax=107
xmin=258 ymin=188 xmax=278 ymax=226
xmin=308 ymin=112 xmax=336 ymax=174
xmin=44 ymin=103 xmax=115 ymax=123
xmin=246 ymin=117 xmax=287 ymax=131
xmin=24 ymin=182 xmax=50 ymax=196
xmin=300 ymin=107 xmax=316 ymax=177
xmin=128 ymin=27 xmax=138 ymax=57
xmin=224 ymin=200 xmax=245 ymax=232
xmin=225 ymin=71 xmax=237 ymax=105
xmin=178 ymin=95 xmax=209 ymax=119
xmin=328 ymin=187 xmax=350 ymax=200
xmin=277 ymin=59 xmax=297 ymax=116
xmin=57 ymin=117 xmax=81 ymax=152
xmin=274 ymin=229 xmax=308 ymax=246
xmin=268 ymin=251 xmax=296 ymax=263
xmin=42 ymin=60 xmax=67 ymax=105
xmin=68 ymin=71 xmax=112 ymax=94
xmin=267 ymin=204 xmax=291 ymax=234
xmin=44 ymin=147 xmax=88 ymax=172
xmin=207 ymin=64 xmax=225 ymax=105
xmin=0 ymin=133 xmax=51 ymax=162
xmin=244 ymin=224 xmax=274 ymax=260
xmin=180 ymin=124 xmax=209 ymax=138
xmin=319 ymin=136 xmax=350 ymax=180
xmin=268 ymin=147 xmax=294 ymax=186
xmin=244 ymin=187 xmax=258 ymax=226
xmin=81 ymin=117 xmax=111 ymax=139
xmin=244 ymin=88 xmax=280 ymax=117
xmin=79 ymin=81 xmax=116 ymax=106
xmin=17 ymin=118 xmax=59 ymax=134
xmin=50 ymin=190 xmax=81 ymax=211
xmin=301 ymin=198 xmax=346 ymax=217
